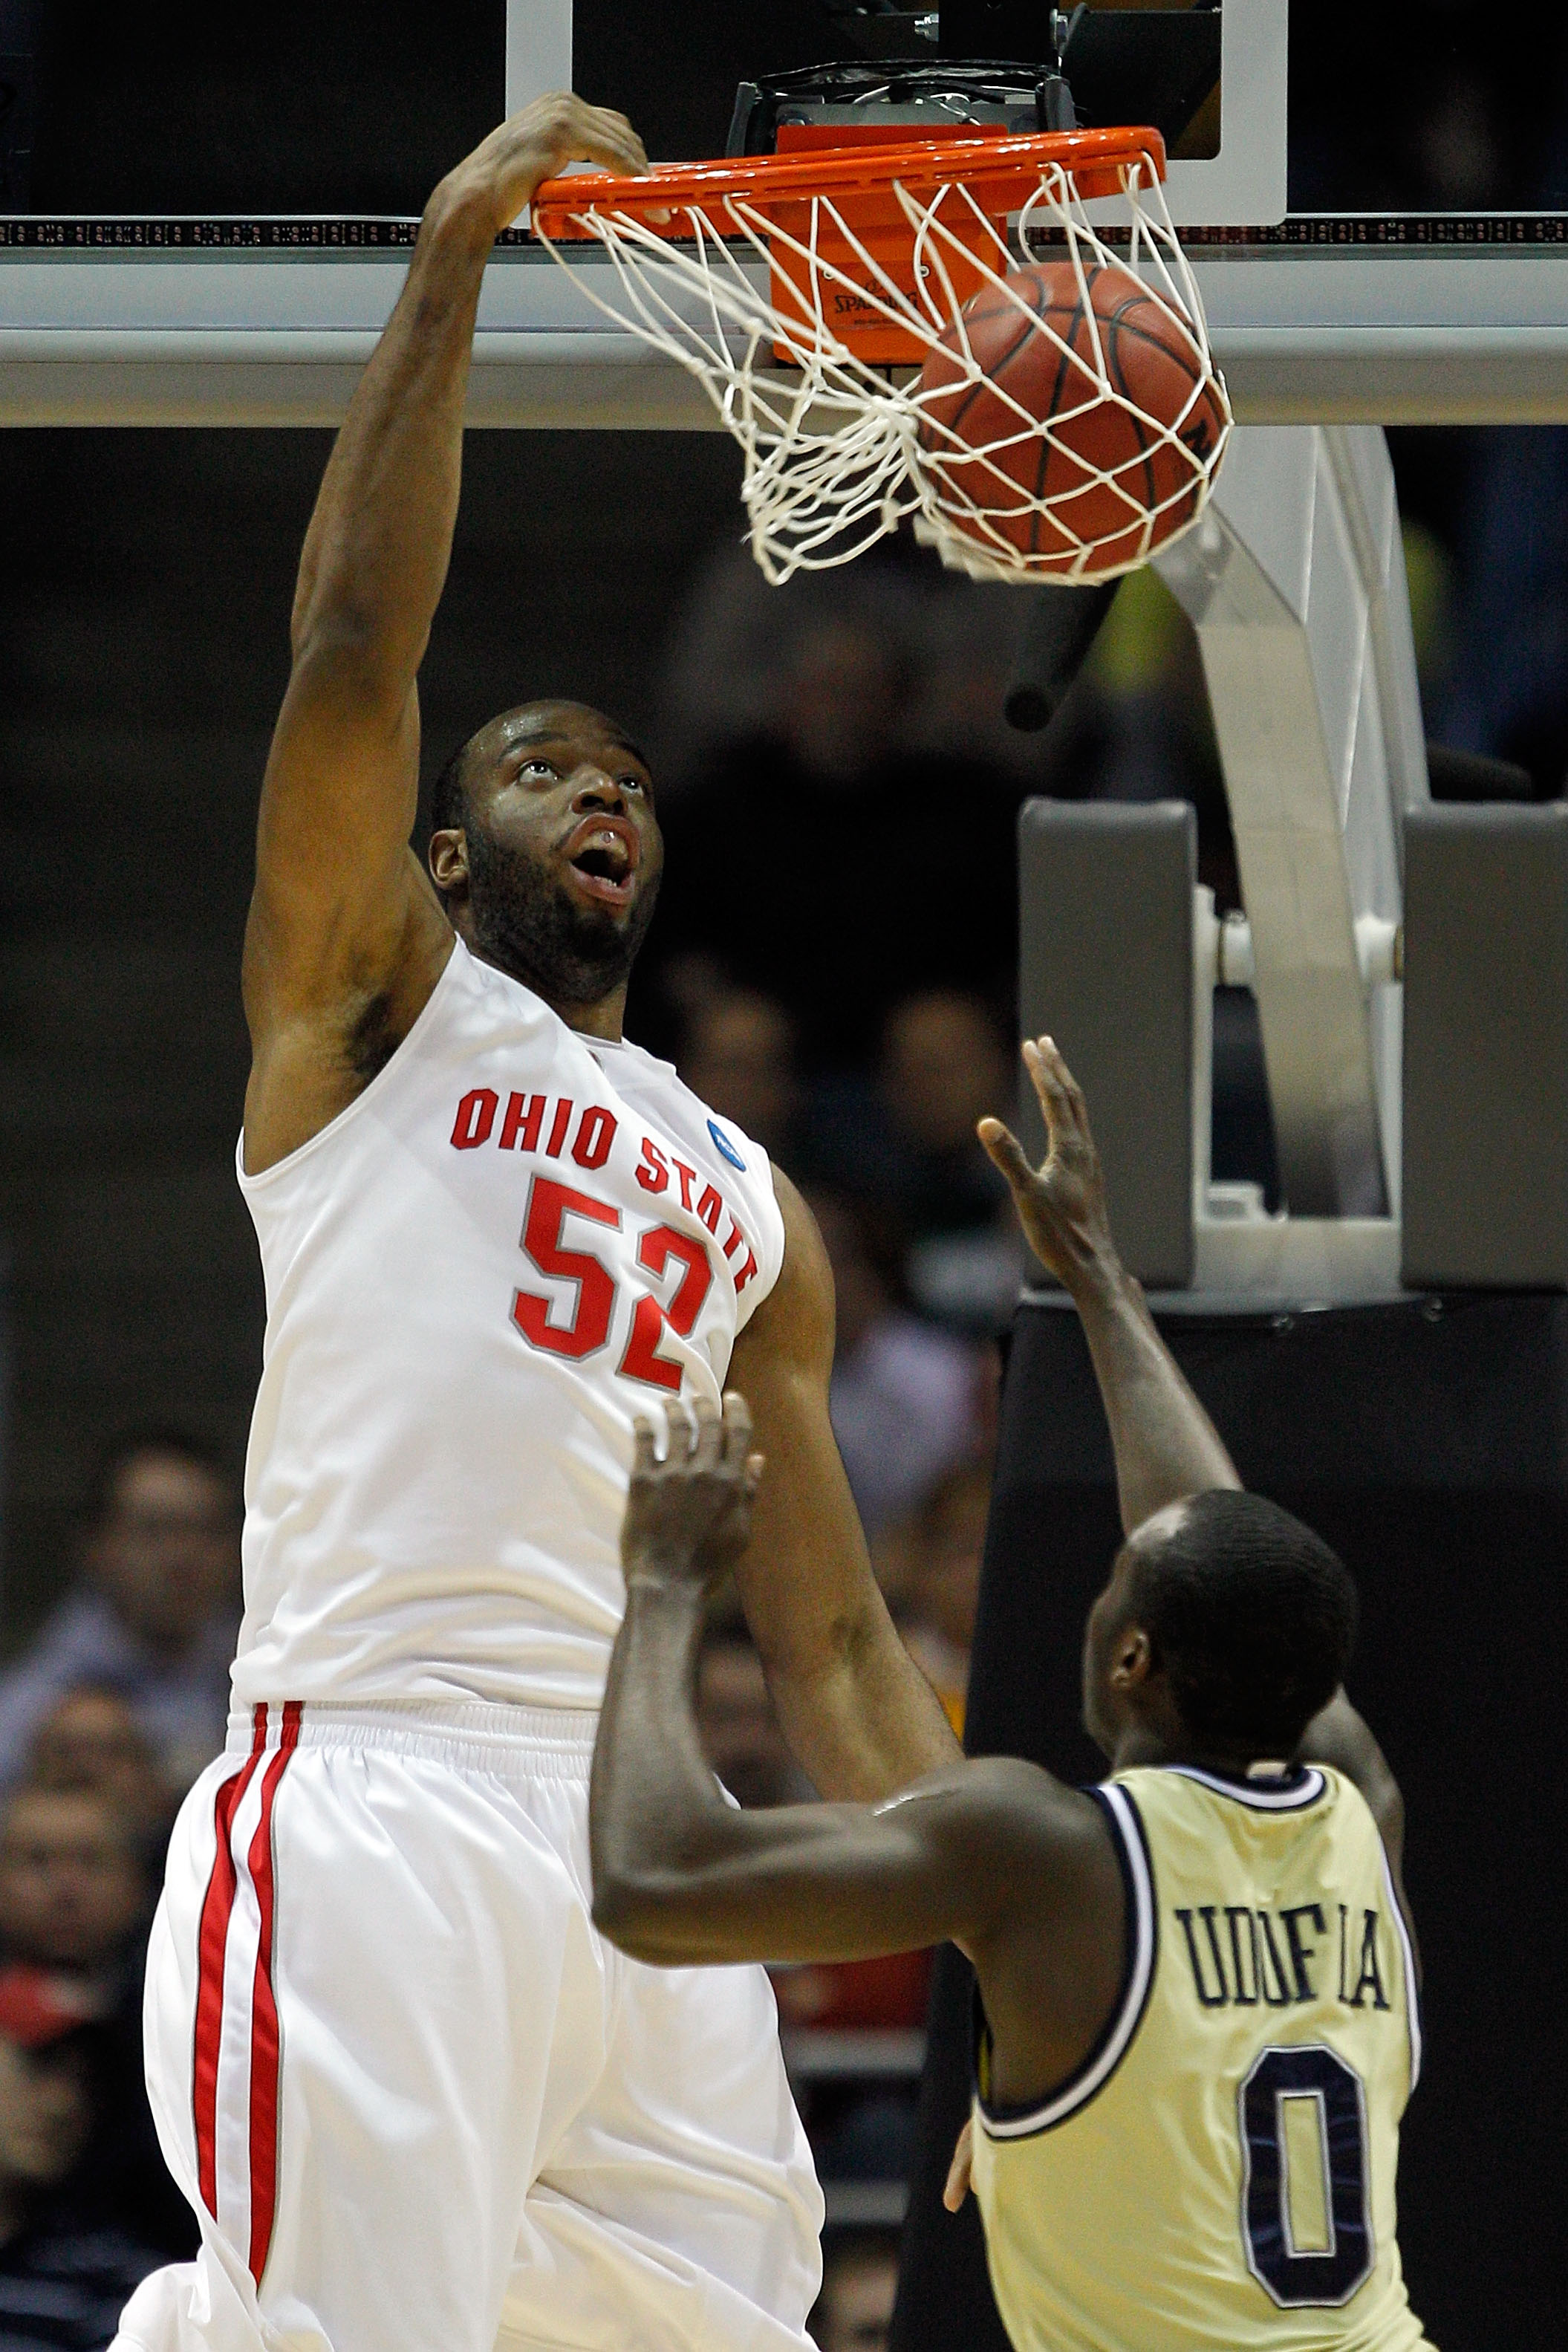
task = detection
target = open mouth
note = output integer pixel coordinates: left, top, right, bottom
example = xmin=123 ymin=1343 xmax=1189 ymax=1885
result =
xmin=565 ymin=821 xmax=639 ymax=906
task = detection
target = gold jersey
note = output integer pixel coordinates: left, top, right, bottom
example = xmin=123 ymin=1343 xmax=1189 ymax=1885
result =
xmin=971 ymin=1763 xmax=1434 ymax=2352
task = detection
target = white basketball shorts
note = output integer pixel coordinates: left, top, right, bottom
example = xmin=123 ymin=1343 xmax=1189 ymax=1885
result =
xmin=111 ymin=1700 xmax=822 ymax=2352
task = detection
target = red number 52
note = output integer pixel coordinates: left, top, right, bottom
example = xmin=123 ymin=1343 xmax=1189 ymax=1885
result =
xmin=510 ymin=1175 xmax=713 ymax=1394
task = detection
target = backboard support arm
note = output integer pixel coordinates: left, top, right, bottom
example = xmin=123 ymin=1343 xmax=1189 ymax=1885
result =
xmin=1155 ymin=423 xmax=1425 ymax=1227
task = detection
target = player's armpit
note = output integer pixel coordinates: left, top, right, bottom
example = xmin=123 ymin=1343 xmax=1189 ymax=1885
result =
xmin=726 ymin=1168 xmax=960 ymax=1802
xmin=241 ymin=643 xmax=457 ymax=1189
xmin=241 ymin=845 xmax=454 ymax=1175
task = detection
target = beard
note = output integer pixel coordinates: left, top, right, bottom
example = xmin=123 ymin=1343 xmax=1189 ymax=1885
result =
xmin=463 ymin=825 xmax=661 ymax=1005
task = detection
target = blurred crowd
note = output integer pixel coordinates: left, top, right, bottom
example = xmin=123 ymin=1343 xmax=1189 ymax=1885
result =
xmin=0 ymin=1434 xmax=235 ymax=2344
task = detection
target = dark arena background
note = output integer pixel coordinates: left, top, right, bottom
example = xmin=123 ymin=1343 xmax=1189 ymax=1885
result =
xmin=4 ymin=7 xmax=1567 ymax=2349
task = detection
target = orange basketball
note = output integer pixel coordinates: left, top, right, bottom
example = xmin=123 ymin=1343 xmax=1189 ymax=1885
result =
xmin=916 ymin=260 xmax=1228 ymax=577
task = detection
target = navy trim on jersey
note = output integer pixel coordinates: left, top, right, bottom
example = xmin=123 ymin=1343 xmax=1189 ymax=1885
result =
xmin=1160 ymin=1762 xmax=1330 ymax=1813
xmin=975 ymin=1782 xmax=1158 ymax=2141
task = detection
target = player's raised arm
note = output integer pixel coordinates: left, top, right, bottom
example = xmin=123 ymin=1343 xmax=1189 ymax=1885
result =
xmin=990 ymin=1048 xmax=1416 ymax=1923
xmin=242 ymin=97 xmax=646 ymax=1172
xmin=1296 ymin=1687 xmax=1413 ymax=1932
xmin=980 ymin=1036 xmax=1241 ymax=1534
xmin=590 ymin=1397 xmax=1116 ymax=2037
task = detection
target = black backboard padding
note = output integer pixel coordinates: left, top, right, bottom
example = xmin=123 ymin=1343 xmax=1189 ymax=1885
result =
xmin=1425 ymin=743 xmax=1537 ymax=803
xmin=937 ymin=6 xmax=1222 ymax=152
xmin=1003 ymin=579 xmax=1120 ymax=732
xmin=891 ymin=1292 xmax=1567 ymax=2352
xmin=25 ymin=1 xmax=504 ymax=214
xmin=1403 ymin=802 xmax=1568 ymax=1287
xmin=1018 ymin=799 xmax=1194 ymax=1288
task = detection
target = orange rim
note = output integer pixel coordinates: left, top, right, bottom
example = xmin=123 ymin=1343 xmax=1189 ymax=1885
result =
xmin=532 ymin=126 xmax=1168 ymax=240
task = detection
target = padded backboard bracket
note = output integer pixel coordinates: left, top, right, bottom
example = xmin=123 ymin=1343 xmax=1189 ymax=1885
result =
xmin=1156 ymin=425 xmax=1426 ymax=1224
xmin=1018 ymin=799 xmax=1196 ymax=1290
xmin=1403 ymin=805 xmax=1568 ymax=1290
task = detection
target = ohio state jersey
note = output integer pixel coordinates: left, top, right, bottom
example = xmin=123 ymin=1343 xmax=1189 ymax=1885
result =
xmin=232 ymin=936 xmax=787 ymax=1714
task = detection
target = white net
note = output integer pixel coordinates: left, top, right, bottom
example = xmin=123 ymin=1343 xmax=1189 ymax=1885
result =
xmin=535 ymin=152 xmax=1231 ymax=588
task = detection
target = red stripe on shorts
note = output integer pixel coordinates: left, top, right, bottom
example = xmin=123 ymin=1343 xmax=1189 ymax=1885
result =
xmin=245 ymin=1698 xmax=302 ymax=2284
xmin=192 ymin=1705 xmax=269 ymax=2220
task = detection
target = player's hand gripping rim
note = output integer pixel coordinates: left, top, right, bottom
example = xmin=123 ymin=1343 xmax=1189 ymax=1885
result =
xmin=441 ymin=92 xmax=648 ymax=238
xmin=620 ymin=1393 xmax=764 ymax=1592
xmin=978 ymin=1035 xmax=1119 ymax=1294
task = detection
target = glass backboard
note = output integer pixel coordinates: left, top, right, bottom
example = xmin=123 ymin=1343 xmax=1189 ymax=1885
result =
xmin=1 ymin=4 xmax=1566 ymax=428
xmin=1 ymin=3 xmax=1281 ymax=222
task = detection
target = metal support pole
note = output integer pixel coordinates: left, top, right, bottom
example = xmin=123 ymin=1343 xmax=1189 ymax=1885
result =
xmin=1156 ymin=424 xmax=1428 ymax=1221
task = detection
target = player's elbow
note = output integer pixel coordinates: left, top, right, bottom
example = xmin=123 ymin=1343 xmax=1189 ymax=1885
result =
xmin=590 ymin=1859 xmax=693 ymax=1964
xmin=588 ymin=1858 xmax=647 ymax=1943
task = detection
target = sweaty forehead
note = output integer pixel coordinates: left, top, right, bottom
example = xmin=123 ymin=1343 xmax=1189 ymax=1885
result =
xmin=478 ymin=704 xmax=647 ymax=776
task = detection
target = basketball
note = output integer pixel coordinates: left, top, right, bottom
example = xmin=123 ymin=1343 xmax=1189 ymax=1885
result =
xmin=915 ymin=260 xmax=1229 ymax=579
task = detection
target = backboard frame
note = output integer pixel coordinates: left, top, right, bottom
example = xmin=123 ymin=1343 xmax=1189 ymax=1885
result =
xmin=511 ymin=1 xmax=1290 ymax=229
xmin=1 ymin=4 xmax=1568 ymax=429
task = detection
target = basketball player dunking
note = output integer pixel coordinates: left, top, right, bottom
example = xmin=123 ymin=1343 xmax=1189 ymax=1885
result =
xmin=111 ymin=96 xmax=957 ymax=2352
xmin=593 ymin=1039 xmax=1435 ymax=2352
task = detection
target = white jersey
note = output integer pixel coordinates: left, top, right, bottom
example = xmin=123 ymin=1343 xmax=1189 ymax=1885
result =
xmin=232 ymin=936 xmax=787 ymax=1714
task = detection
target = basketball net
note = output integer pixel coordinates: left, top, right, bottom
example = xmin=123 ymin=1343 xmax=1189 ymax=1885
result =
xmin=533 ymin=143 xmax=1231 ymax=588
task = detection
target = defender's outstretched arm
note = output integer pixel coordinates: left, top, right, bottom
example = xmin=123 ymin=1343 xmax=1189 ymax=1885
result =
xmin=243 ymin=97 xmax=645 ymax=1172
xmin=1294 ymin=1691 xmax=1418 ymax=1986
xmin=984 ymin=1047 xmax=1413 ymax=1935
xmin=590 ymin=1400 xmax=1106 ymax=1978
xmin=980 ymin=1036 xmax=1241 ymax=1535
xmin=593 ymin=1571 xmax=1002 ymax=1970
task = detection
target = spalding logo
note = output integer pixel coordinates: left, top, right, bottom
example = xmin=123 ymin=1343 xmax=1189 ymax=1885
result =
xmin=708 ymin=1119 xmax=747 ymax=1172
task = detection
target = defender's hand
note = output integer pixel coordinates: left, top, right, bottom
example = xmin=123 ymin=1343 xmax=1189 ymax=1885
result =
xmin=621 ymin=1394 xmax=764 ymax=1590
xmin=978 ymin=1036 xmax=1119 ymax=1292
xmin=441 ymin=92 xmax=647 ymax=238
